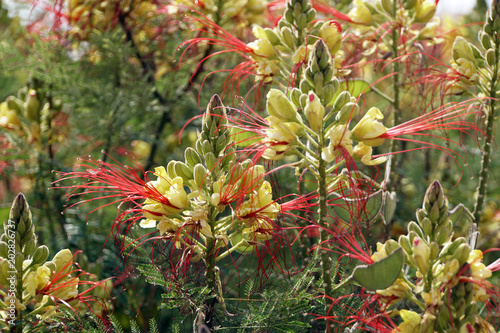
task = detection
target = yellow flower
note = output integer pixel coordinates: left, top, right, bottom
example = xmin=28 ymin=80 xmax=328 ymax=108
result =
xmin=351 ymin=107 xmax=387 ymax=146
xmin=322 ymin=125 xmax=353 ymax=163
xmin=24 ymin=266 xmax=51 ymax=297
xmin=319 ymin=21 xmax=342 ymax=54
xmin=415 ymin=0 xmax=437 ymax=23
xmin=348 ymin=0 xmax=373 ymax=25
xmin=248 ymin=39 xmax=276 ymax=58
xmin=263 ymin=116 xmax=302 ymax=160
xmin=353 ymin=142 xmax=388 ymax=166
xmin=141 ymin=166 xmax=189 ymax=227
xmin=236 ymin=181 xmax=280 ymax=242
xmin=266 ymin=89 xmax=298 ymax=121
xmin=377 ymin=278 xmax=411 ymax=305
xmin=304 ymin=92 xmax=325 ymax=133
xmin=396 ymin=310 xmax=421 ymax=333
xmin=468 ymin=250 xmax=493 ymax=302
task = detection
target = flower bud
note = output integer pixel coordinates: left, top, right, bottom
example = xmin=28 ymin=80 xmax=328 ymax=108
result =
xmin=24 ymin=89 xmax=40 ymax=121
xmin=32 ymin=245 xmax=49 ymax=265
xmin=263 ymin=28 xmax=281 ymax=45
xmin=413 ymin=237 xmax=430 ymax=274
xmin=280 ymin=26 xmax=296 ymax=49
xmin=304 ymin=91 xmax=325 ymax=133
xmin=415 ymin=0 xmax=437 ymax=23
xmin=486 ymin=48 xmax=495 ymax=67
xmin=248 ymin=39 xmax=276 ymax=58
xmin=319 ymin=21 xmax=342 ymax=55
xmin=290 ymin=88 xmax=302 ymax=108
xmin=351 ymin=107 xmax=387 ymax=146
xmin=185 ymin=147 xmax=202 ymax=168
xmin=399 ymin=235 xmax=413 ymax=255
xmin=266 ymin=89 xmax=298 ymax=121
xmin=193 ymin=163 xmax=208 ymax=188
xmin=337 ymin=102 xmax=358 ymax=124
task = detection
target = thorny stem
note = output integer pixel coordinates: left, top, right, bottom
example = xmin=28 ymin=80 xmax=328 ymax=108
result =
xmin=473 ymin=38 xmax=499 ymax=224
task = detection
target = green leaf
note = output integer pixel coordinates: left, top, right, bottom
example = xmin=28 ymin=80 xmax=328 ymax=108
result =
xmin=340 ymin=79 xmax=371 ymax=97
xmin=352 ymin=247 xmax=404 ymax=291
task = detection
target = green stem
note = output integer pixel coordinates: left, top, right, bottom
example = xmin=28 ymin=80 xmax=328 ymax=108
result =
xmin=204 ymin=236 xmax=217 ymax=331
xmin=473 ymin=40 xmax=498 ymax=224
xmin=14 ymin=263 xmax=23 ymax=332
xmin=316 ymin=126 xmax=335 ymax=332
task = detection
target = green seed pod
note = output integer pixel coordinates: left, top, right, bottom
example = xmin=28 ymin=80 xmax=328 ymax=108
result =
xmin=32 ymin=245 xmax=49 ymax=265
xmin=185 ymin=147 xmax=202 ymax=167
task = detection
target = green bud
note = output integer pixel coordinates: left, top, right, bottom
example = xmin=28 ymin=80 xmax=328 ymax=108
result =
xmin=24 ymin=89 xmax=41 ymax=121
xmin=480 ymin=32 xmax=492 ymax=50
xmin=24 ymin=238 xmax=36 ymax=256
xmin=174 ymin=162 xmax=193 ymax=181
xmin=266 ymin=89 xmax=298 ymax=121
xmin=0 ymin=241 xmax=8 ymax=258
xmin=290 ymin=88 xmax=302 ymax=108
xmin=404 ymin=0 xmax=417 ymax=10
xmin=299 ymin=94 xmax=308 ymax=109
xmin=322 ymin=83 xmax=335 ymax=106
xmin=408 ymin=221 xmax=424 ymax=238
xmin=32 ymin=245 xmax=49 ymax=265
xmin=185 ymin=147 xmax=202 ymax=167
xmin=297 ymin=13 xmax=307 ymax=29
xmin=300 ymin=79 xmax=313 ymax=94
xmin=429 ymin=241 xmax=440 ymax=261
xmin=0 ymin=258 xmax=10 ymax=285
xmin=452 ymin=243 xmax=471 ymax=266
xmin=384 ymin=239 xmax=401 ymax=255
xmin=15 ymin=252 xmax=24 ymax=271
xmin=399 ymin=235 xmax=413 ymax=255
xmin=194 ymin=164 xmax=208 ymax=188
xmin=284 ymin=8 xmax=294 ymax=24
xmin=281 ymin=27 xmax=296 ymax=49
xmin=306 ymin=9 xmax=315 ymax=23
xmin=420 ymin=217 xmax=433 ymax=236
xmin=264 ymin=28 xmax=281 ymax=45
xmin=314 ymin=72 xmax=324 ymax=92
xmin=205 ymin=152 xmax=217 ymax=171
xmin=381 ymin=0 xmax=393 ymax=13
xmin=304 ymin=91 xmax=325 ymax=133
xmin=440 ymin=237 xmax=465 ymax=257
xmin=202 ymin=140 xmax=212 ymax=155
xmin=436 ymin=220 xmax=453 ymax=245
xmin=486 ymin=48 xmax=495 ymax=67
xmin=167 ymin=160 xmax=177 ymax=178
xmin=293 ymin=2 xmax=302 ymax=17
xmin=336 ymin=102 xmax=358 ymax=124
xmin=332 ymin=91 xmax=351 ymax=110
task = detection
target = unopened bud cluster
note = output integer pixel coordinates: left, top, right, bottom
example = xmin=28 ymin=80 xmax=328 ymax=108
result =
xmin=0 ymin=194 xmax=107 ymax=326
xmin=0 ymin=80 xmax=65 ymax=147
xmin=370 ymin=181 xmax=496 ymax=332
